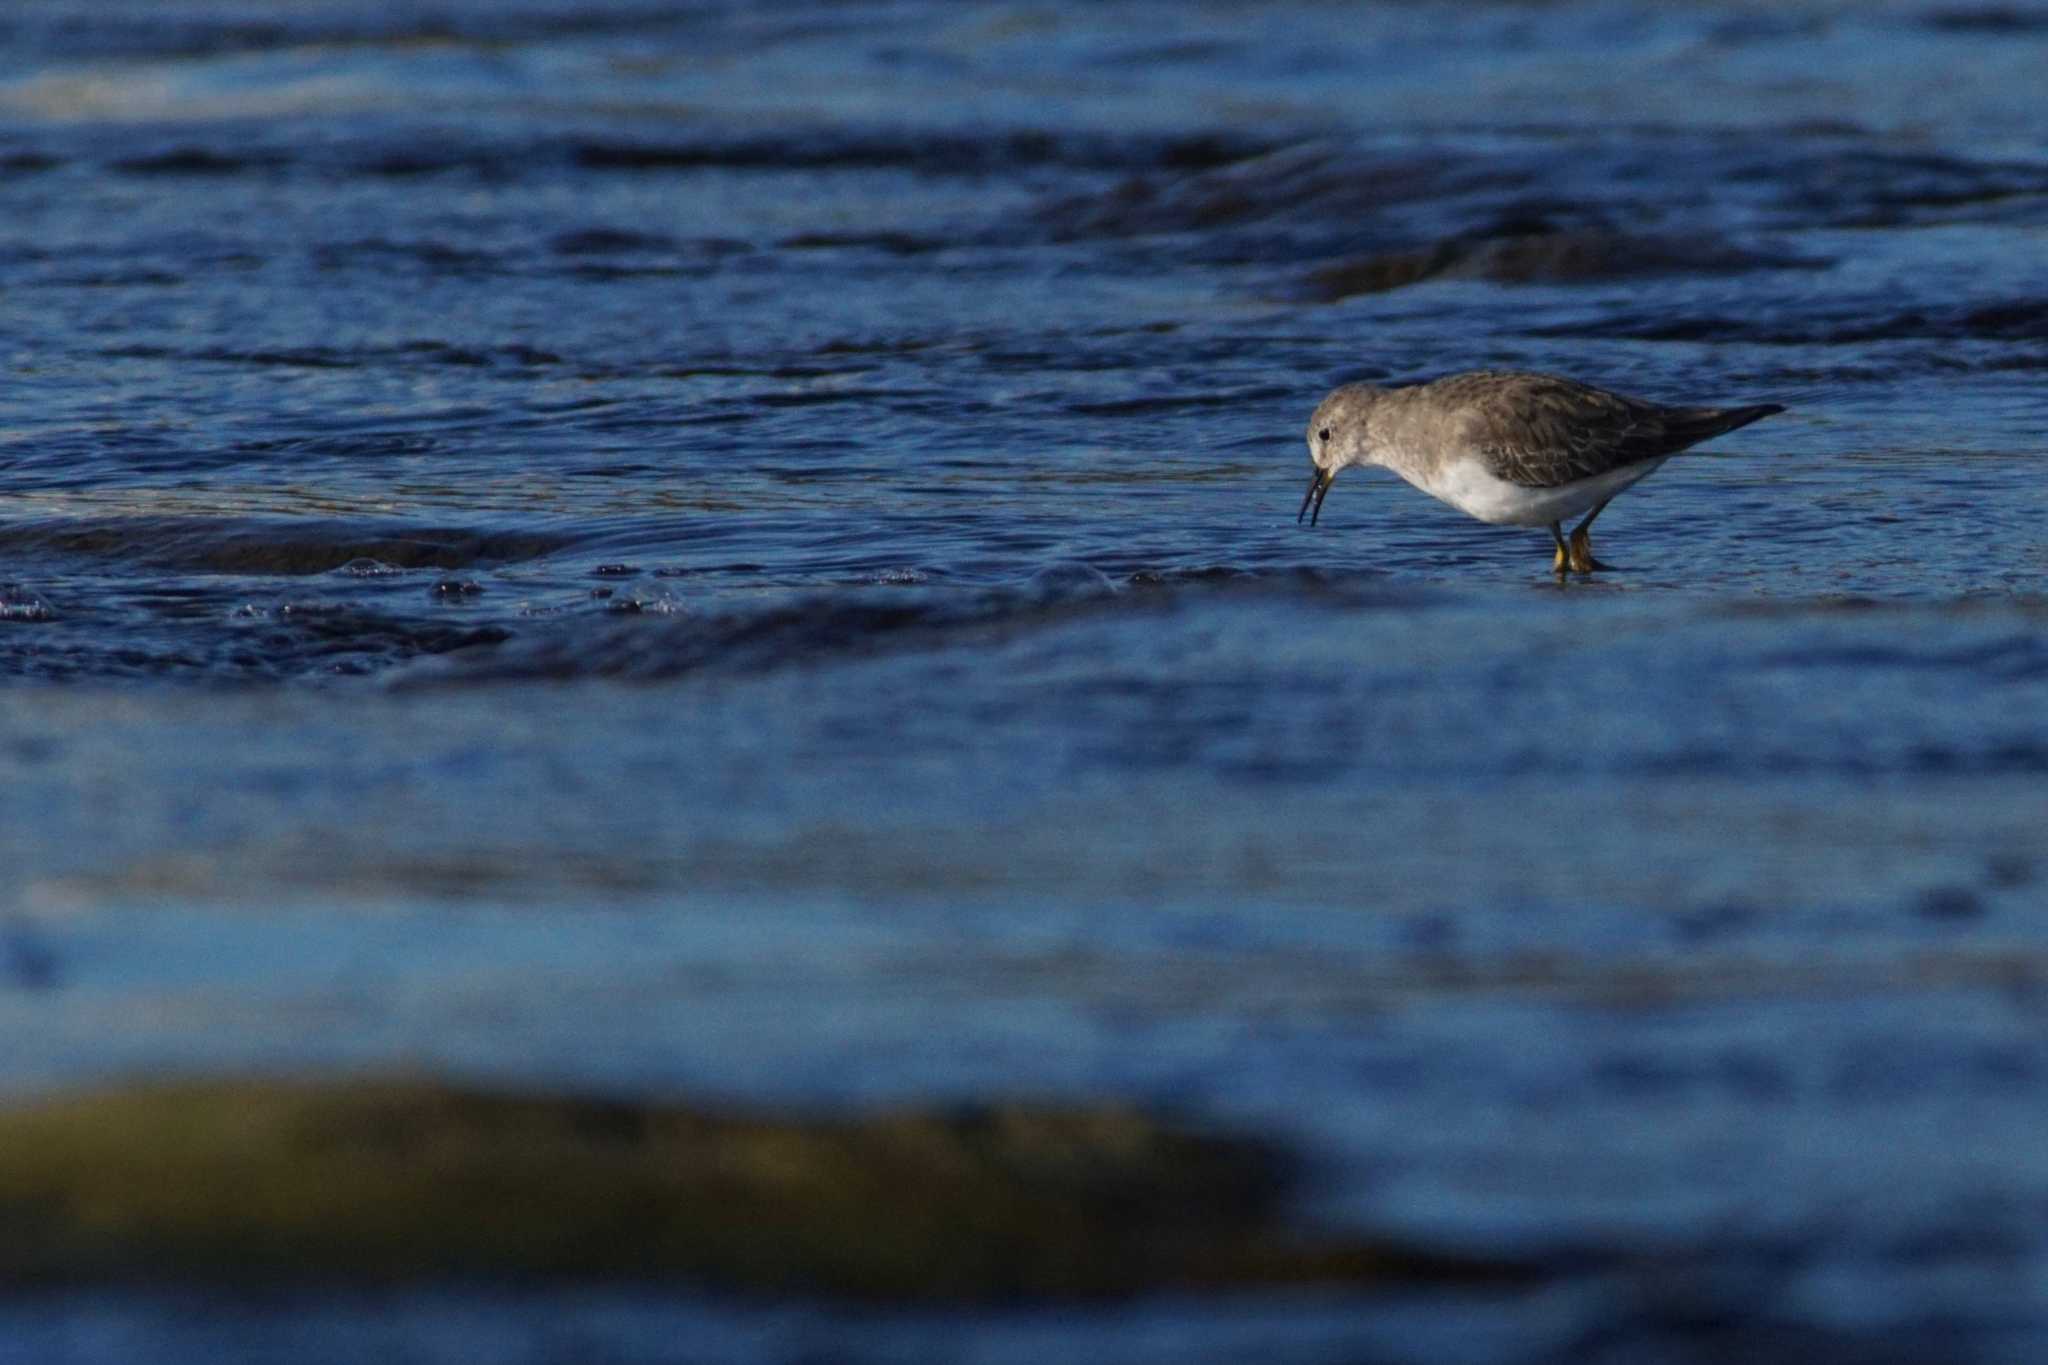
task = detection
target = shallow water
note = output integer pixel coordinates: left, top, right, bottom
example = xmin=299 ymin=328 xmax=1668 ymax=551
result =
xmin=3 ymin=1 xmax=2048 ymax=1360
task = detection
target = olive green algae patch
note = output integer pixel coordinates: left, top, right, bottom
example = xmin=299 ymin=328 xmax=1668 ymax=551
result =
xmin=0 ymin=1077 xmax=1522 ymax=1299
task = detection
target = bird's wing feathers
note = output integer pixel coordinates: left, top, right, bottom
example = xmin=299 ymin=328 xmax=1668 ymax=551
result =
xmin=1447 ymin=373 xmax=1700 ymax=490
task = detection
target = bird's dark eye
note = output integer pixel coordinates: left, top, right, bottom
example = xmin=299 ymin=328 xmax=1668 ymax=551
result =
xmin=1318 ymin=428 xmax=1330 ymax=443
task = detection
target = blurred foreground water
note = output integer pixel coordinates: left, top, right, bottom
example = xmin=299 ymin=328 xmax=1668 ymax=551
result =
xmin=3 ymin=1 xmax=2048 ymax=1360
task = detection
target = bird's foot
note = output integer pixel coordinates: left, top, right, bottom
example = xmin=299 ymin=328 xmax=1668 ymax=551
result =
xmin=1566 ymin=530 xmax=1612 ymax=574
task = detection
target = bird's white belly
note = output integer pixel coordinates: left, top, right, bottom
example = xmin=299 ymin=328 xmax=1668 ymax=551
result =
xmin=1402 ymin=453 xmax=1666 ymax=527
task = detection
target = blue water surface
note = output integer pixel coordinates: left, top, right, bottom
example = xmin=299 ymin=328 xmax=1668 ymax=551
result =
xmin=3 ymin=2 xmax=2047 ymax=1360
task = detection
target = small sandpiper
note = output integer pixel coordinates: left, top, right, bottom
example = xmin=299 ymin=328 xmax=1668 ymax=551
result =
xmin=1298 ymin=370 xmax=1785 ymax=573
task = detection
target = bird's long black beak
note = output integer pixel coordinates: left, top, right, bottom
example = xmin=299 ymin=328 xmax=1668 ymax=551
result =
xmin=1297 ymin=466 xmax=1331 ymax=527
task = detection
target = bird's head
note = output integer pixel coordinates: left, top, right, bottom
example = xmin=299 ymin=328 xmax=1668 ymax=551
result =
xmin=1298 ymin=383 xmax=1382 ymax=527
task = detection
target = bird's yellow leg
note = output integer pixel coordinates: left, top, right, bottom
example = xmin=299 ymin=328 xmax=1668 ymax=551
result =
xmin=1566 ymin=529 xmax=1608 ymax=573
xmin=1567 ymin=500 xmax=1613 ymax=573
xmin=1549 ymin=522 xmax=1571 ymax=575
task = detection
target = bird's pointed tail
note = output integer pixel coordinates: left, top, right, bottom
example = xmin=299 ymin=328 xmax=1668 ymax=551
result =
xmin=1675 ymin=402 xmax=1786 ymax=445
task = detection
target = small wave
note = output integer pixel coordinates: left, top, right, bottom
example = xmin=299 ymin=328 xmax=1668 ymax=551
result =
xmin=752 ymin=388 xmax=936 ymax=408
xmin=1921 ymin=6 xmax=2048 ymax=33
xmin=1303 ymin=229 xmax=1827 ymax=301
xmin=1036 ymin=137 xmax=2048 ymax=256
xmin=549 ymin=228 xmax=680 ymax=255
xmin=0 ymin=152 xmax=61 ymax=176
xmin=1757 ymin=636 xmax=2048 ymax=682
xmin=1034 ymin=140 xmax=1514 ymax=243
xmin=236 ymin=432 xmax=439 ymax=459
xmin=1774 ymin=148 xmax=2048 ymax=225
xmin=1126 ymin=565 xmax=1264 ymax=588
xmin=313 ymin=238 xmax=502 ymax=275
xmin=393 ymin=564 xmax=1142 ymax=686
xmin=110 ymin=147 xmax=288 ymax=177
xmin=1021 ymin=562 xmax=1119 ymax=602
xmin=207 ymin=346 xmax=359 ymax=370
xmin=3 ymin=4 xmax=710 ymax=66
xmin=44 ymin=126 xmax=1281 ymax=193
xmin=813 ymin=335 xmax=939 ymax=357
xmin=778 ymin=231 xmax=948 ymax=255
xmin=233 ymin=604 xmax=512 ymax=679
xmin=1532 ymin=296 xmax=2048 ymax=345
xmin=572 ymin=130 xmax=1276 ymax=177
xmin=105 ymin=341 xmax=557 ymax=373
xmin=394 ymin=597 xmax=961 ymax=685
xmin=0 ymin=602 xmax=510 ymax=682
xmin=387 ymin=567 xmax=1399 ymax=688
xmin=552 ymin=232 xmax=751 ymax=266
xmin=47 ymin=269 xmax=185 ymax=288
xmin=0 ymin=519 xmax=576 ymax=575
xmin=1065 ymin=385 xmax=1302 ymax=416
